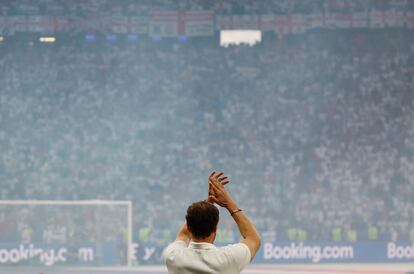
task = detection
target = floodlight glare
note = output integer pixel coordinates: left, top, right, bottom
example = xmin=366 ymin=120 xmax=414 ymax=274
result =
xmin=220 ymin=30 xmax=261 ymax=47
xmin=39 ymin=36 xmax=56 ymax=43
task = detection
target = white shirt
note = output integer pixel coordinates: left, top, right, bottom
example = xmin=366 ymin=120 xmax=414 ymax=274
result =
xmin=164 ymin=240 xmax=251 ymax=274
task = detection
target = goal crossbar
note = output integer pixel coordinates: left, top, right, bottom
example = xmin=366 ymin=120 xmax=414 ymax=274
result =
xmin=0 ymin=200 xmax=131 ymax=206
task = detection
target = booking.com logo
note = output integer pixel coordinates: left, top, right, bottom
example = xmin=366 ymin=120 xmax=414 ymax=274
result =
xmin=263 ymin=242 xmax=354 ymax=263
xmin=0 ymin=244 xmax=95 ymax=266
xmin=0 ymin=245 xmax=67 ymax=266
xmin=387 ymin=242 xmax=414 ymax=259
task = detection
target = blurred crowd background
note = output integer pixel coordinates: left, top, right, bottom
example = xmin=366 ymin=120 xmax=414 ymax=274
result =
xmin=0 ymin=0 xmax=414 ymax=255
xmin=1 ymin=0 xmax=414 ymax=15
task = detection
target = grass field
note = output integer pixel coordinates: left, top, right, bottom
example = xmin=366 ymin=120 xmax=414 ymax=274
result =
xmin=1 ymin=264 xmax=413 ymax=274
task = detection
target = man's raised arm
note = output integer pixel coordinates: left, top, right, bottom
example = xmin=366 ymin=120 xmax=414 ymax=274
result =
xmin=174 ymin=223 xmax=191 ymax=246
xmin=208 ymin=172 xmax=261 ymax=259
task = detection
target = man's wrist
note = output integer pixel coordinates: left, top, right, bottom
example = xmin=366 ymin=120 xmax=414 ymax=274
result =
xmin=226 ymin=201 xmax=239 ymax=214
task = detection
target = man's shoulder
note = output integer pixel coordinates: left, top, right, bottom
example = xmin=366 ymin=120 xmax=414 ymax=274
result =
xmin=164 ymin=240 xmax=187 ymax=257
xmin=219 ymin=242 xmax=250 ymax=254
xmin=219 ymin=243 xmax=251 ymax=262
xmin=218 ymin=243 xmax=252 ymax=271
xmin=168 ymin=240 xmax=187 ymax=248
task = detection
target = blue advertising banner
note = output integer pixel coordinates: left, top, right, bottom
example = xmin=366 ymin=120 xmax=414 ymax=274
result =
xmin=1 ymin=242 xmax=413 ymax=266
xmin=254 ymin=242 xmax=414 ymax=264
xmin=0 ymin=243 xmax=100 ymax=266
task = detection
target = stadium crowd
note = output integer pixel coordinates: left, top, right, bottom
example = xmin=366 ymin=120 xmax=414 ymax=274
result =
xmin=0 ymin=28 xmax=414 ymax=253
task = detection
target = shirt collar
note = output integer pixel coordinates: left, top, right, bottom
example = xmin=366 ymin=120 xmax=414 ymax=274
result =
xmin=189 ymin=241 xmax=217 ymax=250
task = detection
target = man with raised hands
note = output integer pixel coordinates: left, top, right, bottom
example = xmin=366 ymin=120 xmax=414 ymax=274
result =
xmin=164 ymin=171 xmax=261 ymax=274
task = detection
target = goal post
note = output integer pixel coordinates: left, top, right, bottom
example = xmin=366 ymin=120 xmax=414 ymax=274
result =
xmin=0 ymin=200 xmax=133 ymax=267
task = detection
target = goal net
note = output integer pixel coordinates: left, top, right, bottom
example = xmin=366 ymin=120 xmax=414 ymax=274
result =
xmin=0 ymin=200 xmax=132 ymax=267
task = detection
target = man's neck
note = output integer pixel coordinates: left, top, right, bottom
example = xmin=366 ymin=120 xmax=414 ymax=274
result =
xmin=191 ymin=235 xmax=215 ymax=244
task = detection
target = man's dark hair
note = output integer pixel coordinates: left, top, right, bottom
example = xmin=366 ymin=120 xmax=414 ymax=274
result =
xmin=186 ymin=200 xmax=219 ymax=239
